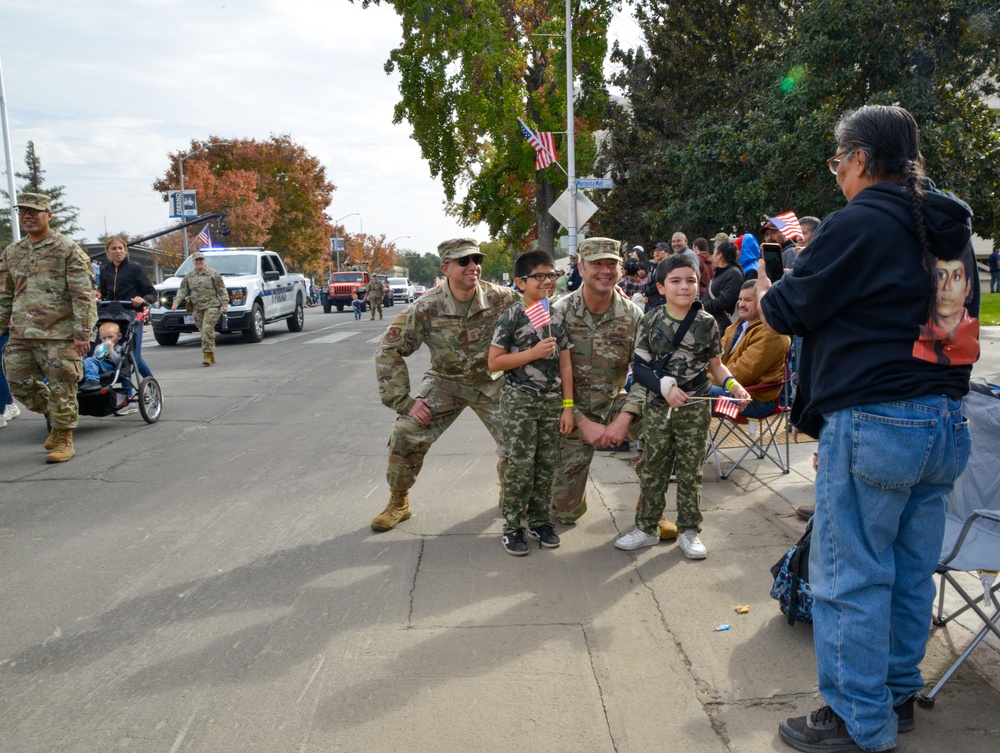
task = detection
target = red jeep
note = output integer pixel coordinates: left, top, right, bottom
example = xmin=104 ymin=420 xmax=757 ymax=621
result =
xmin=323 ymin=271 xmax=369 ymax=313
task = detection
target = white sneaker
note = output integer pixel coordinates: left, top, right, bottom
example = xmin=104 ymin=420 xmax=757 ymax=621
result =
xmin=115 ymin=406 xmax=138 ymax=416
xmin=3 ymin=403 xmax=20 ymax=420
xmin=678 ymin=529 xmax=708 ymax=559
xmin=0 ymin=415 xmax=6 ymax=429
xmin=614 ymin=527 xmax=660 ymax=551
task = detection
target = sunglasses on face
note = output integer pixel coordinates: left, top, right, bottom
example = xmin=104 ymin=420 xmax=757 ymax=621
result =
xmin=452 ymin=254 xmax=484 ymax=267
xmin=521 ymin=273 xmax=559 ymax=282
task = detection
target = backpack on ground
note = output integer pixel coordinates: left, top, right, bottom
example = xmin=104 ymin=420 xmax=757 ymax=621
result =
xmin=769 ymin=519 xmax=813 ymax=625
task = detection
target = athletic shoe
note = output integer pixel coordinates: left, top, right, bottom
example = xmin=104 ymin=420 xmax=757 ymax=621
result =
xmin=795 ymin=504 xmax=815 ymax=521
xmin=527 ymin=523 xmax=560 ymax=549
xmin=79 ymin=380 xmax=101 ymax=391
xmin=614 ymin=527 xmax=659 ymax=551
xmin=502 ymin=528 xmax=529 ymax=556
xmin=3 ymin=403 xmax=20 ymax=420
xmin=115 ymin=406 xmax=138 ymax=416
xmin=895 ymin=696 xmax=915 ymax=733
xmin=678 ymin=529 xmax=707 ymax=559
xmin=778 ymin=705 xmax=861 ymax=752
xmin=0 ymin=415 xmax=6 ymax=429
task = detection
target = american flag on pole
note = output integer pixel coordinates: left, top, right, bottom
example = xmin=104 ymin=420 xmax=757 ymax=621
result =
xmin=518 ymin=118 xmax=558 ymax=170
xmin=524 ymin=297 xmax=552 ymax=330
xmin=766 ymin=212 xmax=803 ymax=241
xmin=196 ymin=225 xmax=211 ymax=248
xmin=714 ymin=396 xmax=741 ymax=420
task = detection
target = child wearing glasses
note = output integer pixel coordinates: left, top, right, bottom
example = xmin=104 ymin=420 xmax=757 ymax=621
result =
xmin=488 ymin=250 xmax=575 ymax=556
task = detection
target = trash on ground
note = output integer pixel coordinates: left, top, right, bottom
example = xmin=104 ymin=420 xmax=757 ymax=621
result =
xmin=715 ymin=623 xmax=731 ymax=631
xmin=733 ymin=605 xmax=751 ymax=614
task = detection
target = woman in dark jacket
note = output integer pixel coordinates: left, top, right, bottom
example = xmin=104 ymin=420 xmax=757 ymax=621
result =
xmin=99 ymin=236 xmax=157 ymax=378
xmin=702 ymin=241 xmax=743 ymax=332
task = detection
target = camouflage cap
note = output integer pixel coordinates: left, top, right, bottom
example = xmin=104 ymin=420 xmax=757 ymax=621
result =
xmin=438 ymin=237 xmax=480 ymax=262
xmin=712 ymin=232 xmax=730 ymax=243
xmin=15 ymin=192 xmax=52 ymax=212
xmin=577 ymin=237 xmax=621 ymax=263
xmin=191 ymin=252 xmax=206 ymax=261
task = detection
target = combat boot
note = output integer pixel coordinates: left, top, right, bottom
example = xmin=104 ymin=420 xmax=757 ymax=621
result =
xmin=46 ymin=428 xmax=75 ymax=463
xmin=634 ymin=492 xmax=679 ymax=540
xmin=202 ymin=351 xmax=212 ymax=366
xmin=371 ymin=489 xmax=412 ymax=531
xmin=43 ymin=427 xmax=57 ymax=450
xmin=208 ymin=352 xmax=216 ymax=365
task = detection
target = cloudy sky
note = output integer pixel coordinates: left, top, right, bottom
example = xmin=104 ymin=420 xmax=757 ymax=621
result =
xmin=1 ymin=1 xmax=642 ymax=256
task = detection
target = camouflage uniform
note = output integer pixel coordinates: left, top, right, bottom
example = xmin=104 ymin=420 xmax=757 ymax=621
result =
xmin=375 ymin=242 xmax=517 ymax=498
xmin=550 ymin=238 xmax=646 ymax=523
xmin=174 ymin=263 xmax=228 ymax=353
xmin=634 ymin=306 xmax=722 ymax=534
xmin=492 ymin=301 xmax=573 ymax=533
xmin=0 ymin=205 xmax=97 ymax=430
xmin=368 ymin=276 xmax=384 ymax=320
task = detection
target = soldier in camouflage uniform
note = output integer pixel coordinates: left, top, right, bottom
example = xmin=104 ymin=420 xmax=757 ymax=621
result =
xmin=488 ymin=250 xmax=574 ymax=555
xmin=616 ymin=255 xmax=750 ymax=558
xmin=550 ymin=238 xmax=646 ymax=523
xmin=367 ymin=274 xmax=384 ymax=320
xmin=171 ymin=252 xmax=229 ymax=366
xmin=0 ymin=192 xmax=97 ymax=463
xmin=371 ymin=237 xmax=518 ymax=531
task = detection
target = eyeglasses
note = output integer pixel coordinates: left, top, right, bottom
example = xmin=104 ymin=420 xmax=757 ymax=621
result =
xmin=827 ymin=149 xmax=855 ymax=175
xmin=452 ymin=254 xmax=484 ymax=267
xmin=16 ymin=207 xmax=46 ymax=217
xmin=521 ymin=272 xmax=559 ymax=282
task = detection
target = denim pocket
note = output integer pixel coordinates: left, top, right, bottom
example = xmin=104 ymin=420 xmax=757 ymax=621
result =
xmin=954 ymin=418 xmax=971 ymax=479
xmin=850 ymin=410 xmax=936 ymax=489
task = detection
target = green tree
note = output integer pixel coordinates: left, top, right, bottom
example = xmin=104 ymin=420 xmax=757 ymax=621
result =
xmin=1 ymin=140 xmax=84 ymax=245
xmin=399 ymin=251 xmax=443 ymax=286
xmin=358 ymin=0 xmax=615 ymax=253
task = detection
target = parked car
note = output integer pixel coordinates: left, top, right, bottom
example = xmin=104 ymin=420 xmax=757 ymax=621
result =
xmin=388 ymin=277 xmax=415 ymax=304
xmin=412 ymin=285 xmax=427 ymax=298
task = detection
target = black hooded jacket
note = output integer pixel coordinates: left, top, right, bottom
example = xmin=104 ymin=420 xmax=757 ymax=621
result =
xmin=99 ymin=258 xmax=157 ymax=307
xmin=760 ymin=180 xmax=980 ymax=436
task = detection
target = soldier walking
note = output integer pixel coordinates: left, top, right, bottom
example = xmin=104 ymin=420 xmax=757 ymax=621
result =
xmin=0 ymin=192 xmax=97 ymax=463
xmin=367 ymin=274 xmax=384 ymax=320
xmin=371 ymin=238 xmax=517 ymax=531
xmin=171 ymin=252 xmax=229 ymax=366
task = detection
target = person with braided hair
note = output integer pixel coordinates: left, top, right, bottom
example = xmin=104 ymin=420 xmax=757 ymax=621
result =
xmin=755 ymin=105 xmax=980 ymax=753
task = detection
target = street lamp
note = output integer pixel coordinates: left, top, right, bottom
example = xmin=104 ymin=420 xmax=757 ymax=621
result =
xmin=178 ymin=141 xmax=229 ymax=258
xmin=387 ymin=235 xmax=410 ymax=246
xmin=333 ymin=212 xmax=362 ymax=272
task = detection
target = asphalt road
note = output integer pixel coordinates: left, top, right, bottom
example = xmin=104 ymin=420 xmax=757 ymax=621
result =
xmin=1 ymin=307 xmax=998 ymax=753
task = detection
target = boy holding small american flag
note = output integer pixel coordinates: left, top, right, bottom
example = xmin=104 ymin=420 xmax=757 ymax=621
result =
xmin=488 ymin=250 xmax=574 ymax=556
xmin=616 ymin=255 xmax=750 ymax=559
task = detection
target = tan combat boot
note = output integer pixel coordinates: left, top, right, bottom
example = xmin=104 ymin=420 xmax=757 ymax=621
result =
xmin=202 ymin=351 xmax=212 ymax=366
xmin=208 ymin=352 xmax=215 ymax=365
xmin=46 ymin=428 xmax=75 ymax=463
xmin=634 ymin=492 xmax=679 ymax=540
xmin=371 ymin=489 xmax=412 ymax=531
xmin=43 ymin=427 xmax=57 ymax=450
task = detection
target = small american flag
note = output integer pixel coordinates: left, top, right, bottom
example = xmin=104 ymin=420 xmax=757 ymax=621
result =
xmin=196 ymin=226 xmax=211 ymax=247
xmin=524 ymin=297 xmax=551 ymax=330
xmin=767 ymin=212 xmax=803 ymax=241
xmin=714 ymin=396 xmax=741 ymax=420
xmin=518 ymin=118 xmax=558 ymax=170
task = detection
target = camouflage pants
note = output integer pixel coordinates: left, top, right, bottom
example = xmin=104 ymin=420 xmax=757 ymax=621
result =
xmin=637 ymin=400 xmax=711 ymax=534
xmin=386 ymin=380 xmax=506 ymax=492
xmin=551 ymin=393 xmax=642 ymax=523
xmin=194 ymin=307 xmax=221 ymax=353
xmin=500 ymin=385 xmax=561 ymax=533
xmin=2 ymin=338 xmax=82 ymax=429
xmin=369 ymin=298 xmax=383 ymax=318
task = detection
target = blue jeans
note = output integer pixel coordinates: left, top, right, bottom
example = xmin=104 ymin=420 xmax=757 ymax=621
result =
xmin=82 ymin=357 xmax=116 ymax=383
xmin=811 ymin=396 xmax=970 ymax=751
xmin=0 ymin=329 xmax=12 ymax=408
xmin=709 ymin=384 xmax=775 ymax=419
xmin=991 ymin=269 xmax=999 ymax=294
xmin=133 ymin=323 xmax=153 ymax=379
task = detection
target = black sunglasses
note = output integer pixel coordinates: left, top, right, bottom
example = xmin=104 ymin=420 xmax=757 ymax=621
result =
xmin=453 ymin=254 xmax=484 ymax=267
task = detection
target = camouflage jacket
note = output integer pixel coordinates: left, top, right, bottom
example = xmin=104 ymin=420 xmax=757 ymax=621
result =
xmin=0 ymin=231 xmax=97 ymax=341
xmin=551 ymin=288 xmax=645 ymax=426
xmin=176 ymin=268 xmax=228 ymax=310
xmin=635 ymin=305 xmax=722 ymax=403
xmin=376 ymin=280 xmax=518 ymax=413
xmin=367 ymin=277 xmax=384 ymax=298
xmin=491 ymin=300 xmax=573 ymax=399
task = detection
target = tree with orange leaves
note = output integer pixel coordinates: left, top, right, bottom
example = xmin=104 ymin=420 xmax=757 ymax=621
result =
xmin=343 ymin=232 xmax=402 ymax=274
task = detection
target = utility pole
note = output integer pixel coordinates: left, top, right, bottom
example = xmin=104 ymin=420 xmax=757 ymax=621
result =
xmin=565 ymin=0 xmax=577 ymax=258
xmin=0 ymin=53 xmax=20 ymax=243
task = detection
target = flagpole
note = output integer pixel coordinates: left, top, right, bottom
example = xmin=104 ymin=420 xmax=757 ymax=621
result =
xmin=0 ymin=53 xmax=20 ymax=243
xmin=565 ymin=0 xmax=577 ymax=259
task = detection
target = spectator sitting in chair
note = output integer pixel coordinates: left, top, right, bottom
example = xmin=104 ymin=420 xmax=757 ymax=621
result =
xmin=708 ymin=280 xmax=790 ymax=419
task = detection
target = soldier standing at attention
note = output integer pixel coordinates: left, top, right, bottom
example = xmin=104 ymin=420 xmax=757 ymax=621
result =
xmin=371 ymin=237 xmax=517 ymax=531
xmin=171 ymin=252 xmax=229 ymax=366
xmin=367 ymin=274 xmax=384 ymax=321
xmin=0 ymin=193 xmax=97 ymax=463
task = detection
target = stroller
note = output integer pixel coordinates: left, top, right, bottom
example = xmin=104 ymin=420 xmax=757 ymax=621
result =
xmin=76 ymin=301 xmax=162 ymax=424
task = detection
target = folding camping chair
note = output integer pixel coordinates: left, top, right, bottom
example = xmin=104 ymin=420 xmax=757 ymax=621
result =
xmin=917 ymin=381 xmax=1000 ymax=709
xmin=706 ymin=356 xmax=792 ymax=480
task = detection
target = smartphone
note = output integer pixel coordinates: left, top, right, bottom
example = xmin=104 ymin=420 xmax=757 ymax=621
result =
xmin=761 ymin=242 xmax=784 ymax=281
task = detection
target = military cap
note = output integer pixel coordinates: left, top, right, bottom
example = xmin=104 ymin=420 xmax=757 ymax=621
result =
xmin=577 ymin=237 xmax=621 ymax=263
xmin=437 ymin=237 xmax=480 ymax=262
xmin=191 ymin=252 xmax=206 ymax=261
xmin=15 ymin=192 xmax=53 ymax=212
xmin=713 ymin=232 xmax=730 ymax=243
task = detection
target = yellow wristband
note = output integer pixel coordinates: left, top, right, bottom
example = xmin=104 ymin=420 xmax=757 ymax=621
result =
xmin=724 ymin=377 xmax=737 ymax=391
xmin=562 ymin=399 xmax=574 ymax=408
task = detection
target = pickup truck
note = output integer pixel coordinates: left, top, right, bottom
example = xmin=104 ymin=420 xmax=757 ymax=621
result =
xmin=388 ymin=277 xmax=416 ymax=304
xmin=149 ymin=248 xmax=307 ymax=345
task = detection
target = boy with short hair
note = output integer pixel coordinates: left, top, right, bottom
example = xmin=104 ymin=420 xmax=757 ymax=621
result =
xmin=616 ymin=256 xmax=750 ymax=558
xmin=351 ymin=291 xmax=362 ymax=320
xmin=80 ymin=321 xmax=123 ymax=391
xmin=488 ymin=250 xmax=575 ymax=556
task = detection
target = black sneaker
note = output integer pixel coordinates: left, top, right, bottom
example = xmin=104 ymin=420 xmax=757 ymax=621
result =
xmin=502 ymin=528 xmax=529 ymax=556
xmin=778 ymin=705 xmax=861 ymax=752
xmin=527 ymin=523 xmax=561 ymax=549
xmin=894 ymin=696 xmax=914 ymax=733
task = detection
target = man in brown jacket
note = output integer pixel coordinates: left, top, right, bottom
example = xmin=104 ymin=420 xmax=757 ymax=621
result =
xmin=709 ymin=280 xmax=790 ymax=417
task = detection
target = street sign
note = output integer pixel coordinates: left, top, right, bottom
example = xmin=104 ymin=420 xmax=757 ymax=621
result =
xmin=576 ymin=178 xmax=614 ymax=190
xmin=548 ymin=189 xmax=597 ymax=230
xmin=168 ymin=190 xmax=197 ymax=218
xmin=330 ymin=238 xmax=345 ymax=253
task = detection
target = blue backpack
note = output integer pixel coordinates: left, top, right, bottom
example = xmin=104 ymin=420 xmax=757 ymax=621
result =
xmin=770 ymin=520 xmax=813 ymax=625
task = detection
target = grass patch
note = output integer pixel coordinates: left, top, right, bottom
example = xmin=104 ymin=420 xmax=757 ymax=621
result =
xmin=980 ymin=295 xmax=1000 ymax=326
